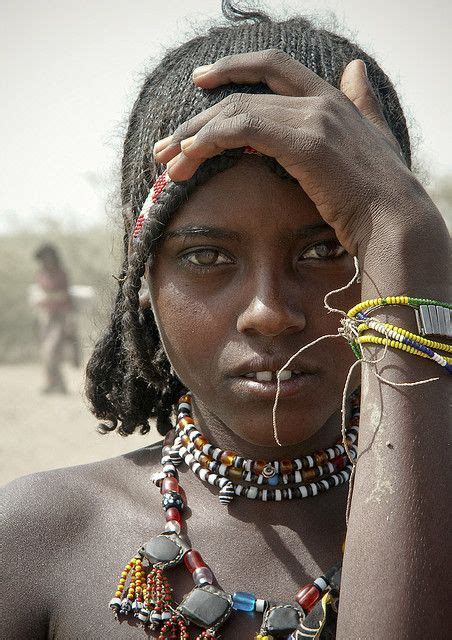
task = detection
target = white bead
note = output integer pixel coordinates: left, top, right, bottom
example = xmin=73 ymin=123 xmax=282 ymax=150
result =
xmin=193 ymin=566 xmax=214 ymax=585
xmin=311 ymin=484 xmax=318 ymax=496
xmin=247 ymin=486 xmax=258 ymax=499
xmin=300 ymin=486 xmax=308 ymax=498
xmin=219 ymin=464 xmax=228 ymax=476
xmin=255 ymin=599 xmax=267 ymax=612
xmin=261 ymin=489 xmax=268 ymax=501
xmin=165 ymin=520 xmax=181 ymax=534
xmin=207 ymin=473 xmax=217 ymax=486
xmin=274 ymin=489 xmax=282 ymax=501
xmin=294 ymin=470 xmax=302 ymax=483
xmin=109 ymin=597 xmax=122 ymax=609
xmin=314 ymin=576 xmax=328 ymax=591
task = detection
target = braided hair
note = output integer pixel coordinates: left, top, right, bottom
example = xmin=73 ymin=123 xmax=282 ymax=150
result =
xmin=85 ymin=0 xmax=411 ymax=437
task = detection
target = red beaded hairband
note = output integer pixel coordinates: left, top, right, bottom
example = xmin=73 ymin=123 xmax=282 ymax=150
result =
xmin=132 ymin=146 xmax=259 ymax=241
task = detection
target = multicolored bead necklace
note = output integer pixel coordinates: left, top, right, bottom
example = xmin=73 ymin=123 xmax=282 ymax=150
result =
xmin=109 ymin=390 xmax=360 ymax=639
xmin=173 ymin=394 xmax=358 ymax=504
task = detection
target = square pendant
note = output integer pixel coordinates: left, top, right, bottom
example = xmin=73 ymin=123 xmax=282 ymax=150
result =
xmin=139 ymin=532 xmax=189 ymax=568
xmin=177 ymin=584 xmax=233 ymax=629
xmin=263 ymin=603 xmax=304 ymax=636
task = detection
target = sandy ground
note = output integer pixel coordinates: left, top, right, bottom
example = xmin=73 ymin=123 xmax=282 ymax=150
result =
xmin=0 ymin=363 xmax=159 ymax=487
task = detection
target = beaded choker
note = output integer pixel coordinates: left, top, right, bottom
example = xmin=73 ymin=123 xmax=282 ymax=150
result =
xmin=109 ymin=391 xmax=360 ymax=639
xmin=171 ymin=393 xmax=358 ymax=504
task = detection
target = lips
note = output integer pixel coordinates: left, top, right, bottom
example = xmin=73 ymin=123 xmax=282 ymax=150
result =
xmin=243 ymin=370 xmax=302 ymax=382
xmin=226 ymin=356 xmax=318 ymax=399
xmin=229 ymin=355 xmax=318 ymax=379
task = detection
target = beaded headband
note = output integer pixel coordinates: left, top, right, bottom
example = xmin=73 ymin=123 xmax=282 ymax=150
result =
xmin=132 ymin=146 xmax=260 ymax=242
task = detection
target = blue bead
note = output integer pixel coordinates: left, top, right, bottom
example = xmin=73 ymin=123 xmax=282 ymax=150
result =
xmin=268 ymin=474 xmax=279 ymax=486
xmin=232 ymin=591 xmax=256 ymax=612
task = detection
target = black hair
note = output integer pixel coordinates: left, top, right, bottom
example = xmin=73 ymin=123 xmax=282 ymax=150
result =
xmin=34 ymin=243 xmax=61 ymax=267
xmin=85 ymin=0 xmax=411 ymax=437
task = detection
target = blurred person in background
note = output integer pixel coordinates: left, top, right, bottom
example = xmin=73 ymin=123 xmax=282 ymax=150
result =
xmin=32 ymin=243 xmax=80 ymax=393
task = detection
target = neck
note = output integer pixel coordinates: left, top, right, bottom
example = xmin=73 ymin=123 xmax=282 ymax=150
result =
xmin=189 ymin=397 xmax=345 ymax=461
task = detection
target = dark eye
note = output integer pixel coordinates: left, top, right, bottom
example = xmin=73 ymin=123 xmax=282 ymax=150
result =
xmin=183 ymin=248 xmax=232 ymax=267
xmin=301 ymin=240 xmax=346 ymax=260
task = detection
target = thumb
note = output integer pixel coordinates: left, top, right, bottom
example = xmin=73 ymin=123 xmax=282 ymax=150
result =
xmin=340 ymin=59 xmax=393 ymax=137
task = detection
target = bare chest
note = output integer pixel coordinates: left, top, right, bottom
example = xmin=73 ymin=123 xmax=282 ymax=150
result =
xmin=48 ymin=493 xmax=345 ymax=640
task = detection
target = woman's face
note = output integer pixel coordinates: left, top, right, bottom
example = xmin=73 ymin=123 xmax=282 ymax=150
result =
xmin=148 ymin=157 xmax=358 ymax=447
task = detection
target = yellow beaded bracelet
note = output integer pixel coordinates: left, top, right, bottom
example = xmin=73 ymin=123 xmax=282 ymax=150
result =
xmin=357 ymin=322 xmax=452 ymax=354
xmin=357 ymin=335 xmax=452 ymax=364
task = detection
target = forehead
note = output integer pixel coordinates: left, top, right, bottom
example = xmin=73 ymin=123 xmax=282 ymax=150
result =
xmin=165 ymin=156 xmax=323 ymax=235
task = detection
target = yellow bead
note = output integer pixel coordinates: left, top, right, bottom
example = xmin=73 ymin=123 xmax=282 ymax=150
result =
xmin=119 ymin=578 xmax=126 ymax=584
xmin=115 ymin=590 xmax=122 ymax=597
xmin=220 ymin=450 xmax=237 ymax=465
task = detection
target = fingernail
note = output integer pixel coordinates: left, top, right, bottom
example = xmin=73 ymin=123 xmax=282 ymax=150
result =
xmin=180 ymin=135 xmax=197 ymax=151
xmin=192 ymin=64 xmax=213 ymax=79
xmin=360 ymin=60 xmax=368 ymax=77
xmin=153 ymin=135 xmax=173 ymax=154
xmin=166 ymin=154 xmax=181 ymax=169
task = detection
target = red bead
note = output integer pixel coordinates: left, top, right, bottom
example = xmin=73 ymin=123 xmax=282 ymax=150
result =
xmin=178 ymin=485 xmax=187 ymax=505
xmin=161 ymin=476 xmax=179 ymax=494
xmin=280 ymin=459 xmax=293 ymax=474
xmin=183 ymin=549 xmax=206 ymax=573
xmin=165 ymin=507 xmax=181 ymax=524
xmin=331 ymin=455 xmax=346 ymax=470
xmin=295 ymin=583 xmax=322 ymax=612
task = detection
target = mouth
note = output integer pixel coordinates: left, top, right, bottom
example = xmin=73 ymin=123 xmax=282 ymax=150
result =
xmin=242 ymin=370 xmax=302 ymax=382
xmin=230 ymin=369 xmax=315 ymax=399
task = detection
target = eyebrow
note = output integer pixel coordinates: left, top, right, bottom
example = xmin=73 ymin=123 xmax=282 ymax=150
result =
xmin=163 ymin=222 xmax=332 ymax=242
xmin=163 ymin=226 xmax=241 ymax=241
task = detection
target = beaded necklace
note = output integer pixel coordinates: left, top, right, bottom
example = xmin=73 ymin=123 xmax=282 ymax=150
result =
xmin=109 ymin=390 xmax=360 ymax=639
xmin=173 ymin=394 xmax=358 ymax=504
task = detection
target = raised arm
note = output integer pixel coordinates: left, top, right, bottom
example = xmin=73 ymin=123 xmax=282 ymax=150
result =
xmin=151 ymin=49 xmax=451 ymax=638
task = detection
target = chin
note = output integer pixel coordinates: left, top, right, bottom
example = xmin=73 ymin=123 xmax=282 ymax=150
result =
xmin=238 ymin=422 xmax=317 ymax=449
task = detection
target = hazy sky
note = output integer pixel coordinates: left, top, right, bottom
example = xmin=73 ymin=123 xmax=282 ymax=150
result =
xmin=1 ymin=0 xmax=451 ymax=232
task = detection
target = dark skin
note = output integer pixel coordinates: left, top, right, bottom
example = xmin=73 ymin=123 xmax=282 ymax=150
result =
xmin=2 ymin=50 xmax=450 ymax=639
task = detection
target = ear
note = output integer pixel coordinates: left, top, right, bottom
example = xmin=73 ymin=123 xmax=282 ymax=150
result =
xmin=340 ymin=59 xmax=398 ymax=145
xmin=139 ymin=268 xmax=152 ymax=311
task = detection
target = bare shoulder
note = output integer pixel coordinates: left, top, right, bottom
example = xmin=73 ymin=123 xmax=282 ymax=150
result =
xmin=1 ymin=443 xmax=163 ymax=639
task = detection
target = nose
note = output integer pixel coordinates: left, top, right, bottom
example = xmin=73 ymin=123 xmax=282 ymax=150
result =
xmin=236 ymin=276 xmax=306 ymax=337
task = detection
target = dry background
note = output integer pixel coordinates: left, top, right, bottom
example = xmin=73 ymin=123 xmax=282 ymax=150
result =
xmin=1 ymin=0 xmax=451 ymax=487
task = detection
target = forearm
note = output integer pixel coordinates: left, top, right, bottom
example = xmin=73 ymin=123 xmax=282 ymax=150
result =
xmin=337 ymin=189 xmax=452 ymax=639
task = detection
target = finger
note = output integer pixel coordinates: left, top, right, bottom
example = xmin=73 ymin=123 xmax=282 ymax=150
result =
xmin=165 ymin=113 xmax=301 ymax=182
xmin=192 ymin=48 xmax=336 ymax=98
xmin=339 ymin=60 xmax=396 ymax=142
xmin=153 ymin=93 xmax=298 ymax=164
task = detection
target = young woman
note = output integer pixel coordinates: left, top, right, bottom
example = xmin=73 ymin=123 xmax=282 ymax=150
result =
xmin=2 ymin=3 xmax=450 ymax=638
xmin=32 ymin=243 xmax=80 ymax=393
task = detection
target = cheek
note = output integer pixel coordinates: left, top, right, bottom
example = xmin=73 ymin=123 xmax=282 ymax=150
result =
xmin=150 ymin=278 xmax=232 ymax=386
